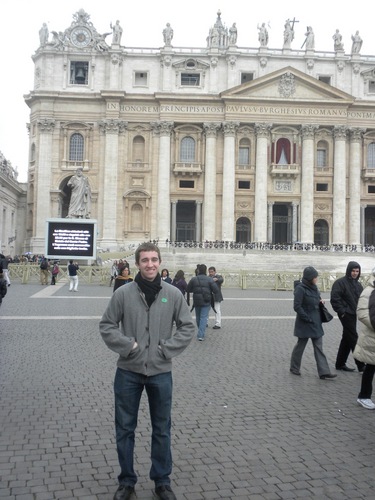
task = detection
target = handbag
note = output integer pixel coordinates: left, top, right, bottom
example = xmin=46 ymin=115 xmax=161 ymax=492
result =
xmin=320 ymin=303 xmax=333 ymax=323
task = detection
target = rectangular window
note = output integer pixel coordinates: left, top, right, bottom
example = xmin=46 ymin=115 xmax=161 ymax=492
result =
xmin=238 ymin=180 xmax=251 ymax=189
xmin=241 ymin=72 xmax=254 ymax=84
xmin=179 ymin=180 xmax=194 ymax=188
xmin=369 ymin=81 xmax=375 ymax=93
xmin=70 ymin=61 xmax=89 ymax=85
xmin=134 ymin=72 xmax=148 ymax=86
xmin=317 ymin=149 xmax=327 ymax=167
xmin=316 ymin=183 xmax=328 ymax=192
xmin=181 ymin=73 xmax=200 ymax=86
xmin=368 ymin=186 xmax=375 ymax=193
xmin=318 ymin=75 xmax=331 ymax=85
xmin=239 ymin=147 xmax=250 ymax=165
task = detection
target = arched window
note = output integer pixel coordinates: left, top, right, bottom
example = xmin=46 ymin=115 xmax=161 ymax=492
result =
xmin=368 ymin=142 xmax=375 ymax=169
xmin=239 ymin=138 xmax=250 ymax=165
xmin=317 ymin=140 xmax=328 ymax=167
xmin=69 ymin=133 xmax=84 ymax=161
xmin=180 ymin=137 xmax=195 ymax=162
xmin=132 ymin=136 xmax=145 ymax=163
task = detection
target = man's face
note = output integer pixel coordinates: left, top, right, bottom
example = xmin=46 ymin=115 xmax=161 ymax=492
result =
xmin=208 ymin=269 xmax=215 ymax=277
xmin=136 ymin=251 xmax=160 ymax=281
xmin=351 ymin=268 xmax=360 ymax=278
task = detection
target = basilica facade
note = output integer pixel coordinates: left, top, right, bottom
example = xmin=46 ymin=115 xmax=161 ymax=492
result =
xmin=24 ymin=9 xmax=375 ymax=253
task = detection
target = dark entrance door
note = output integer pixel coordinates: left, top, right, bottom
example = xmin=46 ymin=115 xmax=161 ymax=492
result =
xmin=176 ymin=201 xmax=196 ymax=242
xmin=365 ymin=206 xmax=375 ymax=245
xmin=236 ymin=217 xmax=251 ymax=242
xmin=314 ymin=219 xmax=329 ymax=245
xmin=272 ymin=204 xmax=291 ymax=244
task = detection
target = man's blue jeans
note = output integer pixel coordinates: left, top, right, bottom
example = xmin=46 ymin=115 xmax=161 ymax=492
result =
xmin=195 ymin=304 xmax=210 ymax=340
xmin=114 ymin=368 xmax=172 ymax=487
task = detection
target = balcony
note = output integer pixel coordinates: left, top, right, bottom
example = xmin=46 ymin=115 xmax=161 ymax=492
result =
xmin=270 ymin=163 xmax=300 ymax=179
xmin=173 ymin=162 xmax=203 ymax=176
xmin=126 ymin=161 xmax=150 ymax=171
xmin=362 ymin=168 xmax=375 ymax=181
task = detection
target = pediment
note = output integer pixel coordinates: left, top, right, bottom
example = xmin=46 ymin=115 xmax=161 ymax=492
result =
xmin=221 ymin=66 xmax=354 ymax=103
xmin=361 ymin=67 xmax=375 ymax=80
xmin=172 ymin=58 xmax=210 ymax=71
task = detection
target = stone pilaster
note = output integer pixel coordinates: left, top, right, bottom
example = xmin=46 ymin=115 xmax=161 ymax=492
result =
xmin=203 ymin=122 xmax=221 ymax=241
xmin=254 ymin=123 xmax=272 ymax=242
xmin=221 ymin=121 xmax=239 ymax=241
xmin=98 ymin=119 xmax=127 ymax=247
xmin=300 ymin=124 xmax=318 ymax=244
xmin=332 ymin=125 xmax=348 ymax=244
xmin=151 ymin=121 xmax=174 ymax=241
xmin=349 ymin=128 xmax=365 ymax=245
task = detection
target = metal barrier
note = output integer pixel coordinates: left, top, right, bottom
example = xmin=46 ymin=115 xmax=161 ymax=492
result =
xmin=7 ymin=264 xmax=372 ymax=291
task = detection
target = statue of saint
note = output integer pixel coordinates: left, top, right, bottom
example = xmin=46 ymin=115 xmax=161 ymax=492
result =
xmin=303 ymin=26 xmax=315 ymax=50
xmin=351 ymin=31 xmax=363 ymax=54
xmin=67 ymin=168 xmax=92 ymax=219
xmin=163 ymin=23 xmax=174 ymax=46
xmin=333 ymin=29 xmax=344 ymax=51
xmin=39 ymin=23 xmax=49 ymax=46
xmin=229 ymin=23 xmax=237 ymax=45
xmin=283 ymin=19 xmax=294 ymax=49
xmin=257 ymin=23 xmax=269 ymax=47
xmin=110 ymin=20 xmax=123 ymax=45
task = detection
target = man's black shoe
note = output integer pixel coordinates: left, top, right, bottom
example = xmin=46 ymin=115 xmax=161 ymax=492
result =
xmin=113 ymin=485 xmax=136 ymax=500
xmin=336 ymin=365 xmax=355 ymax=372
xmin=154 ymin=485 xmax=177 ymax=500
xmin=358 ymin=366 xmax=365 ymax=373
xmin=320 ymin=374 xmax=337 ymax=380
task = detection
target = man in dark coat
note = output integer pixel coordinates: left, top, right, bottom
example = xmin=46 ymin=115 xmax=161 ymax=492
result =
xmin=330 ymin=261 xmax=365 ymax=372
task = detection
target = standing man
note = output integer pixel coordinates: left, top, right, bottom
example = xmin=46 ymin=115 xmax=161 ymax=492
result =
xmin=100 ymin=242 xmax=195 ymax=500
xmin=68 ymin=260 xmax=79 ymax=292
xmin=39 ymin=257 xmax=50 ymax=285
xmin=330 ymin=261 xmax=365 ymax=372
xmin=208 ymin=266 xmax=224 ymax=329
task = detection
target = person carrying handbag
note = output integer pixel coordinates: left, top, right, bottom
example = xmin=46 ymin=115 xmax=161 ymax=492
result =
xmin=290 ymin=266 xmax=337 ymax=380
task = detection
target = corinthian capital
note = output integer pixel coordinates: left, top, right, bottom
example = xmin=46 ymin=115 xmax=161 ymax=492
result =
xmin=98 ymin=119 xmax=128 ymax=134
xmin=349 ymin=127 xmax=365 ymax=142
xmin=255 ymin=122 xmax=273 ymax=138
xmin=203 ymin=122 xmax=221 ymax=138
xmin=150 ymin=121 xmax=174 ymax=136
xmin=301 ymin=124 xmax=319 ymax=139
xmin=222 ymin=121 xmax=240 ymax=136
xmin=37 ymin=118 xmax=56 ymax=132
xmin=333 ymin=125 xmax=348 ymax=141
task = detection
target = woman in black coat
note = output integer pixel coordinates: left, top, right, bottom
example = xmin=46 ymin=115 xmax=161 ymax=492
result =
xmin=290 ymin=266 xmax=336 ymax=380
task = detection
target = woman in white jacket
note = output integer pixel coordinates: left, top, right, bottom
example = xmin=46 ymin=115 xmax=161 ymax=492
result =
xmin=354 ymin=267 xmax=375 ymax=409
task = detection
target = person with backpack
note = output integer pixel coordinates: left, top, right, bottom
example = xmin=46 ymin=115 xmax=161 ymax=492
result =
xmin=290 ymin=266 xmax=337 ymax=380
xmin=40 ymin=257 xmax=50 ymax=285
xmin=51 ymin=261 xmax=60 ymax=285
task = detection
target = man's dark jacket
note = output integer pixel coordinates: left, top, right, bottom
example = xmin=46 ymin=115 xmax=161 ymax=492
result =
xmin=330 ymin=261 xmax=362 ymax=317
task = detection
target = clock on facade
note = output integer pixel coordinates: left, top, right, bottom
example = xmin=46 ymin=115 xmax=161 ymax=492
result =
xmin=71 ymin=27 xmax=91 ymax=47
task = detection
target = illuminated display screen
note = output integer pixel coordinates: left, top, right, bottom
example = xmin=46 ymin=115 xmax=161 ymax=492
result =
xmin=45 ymin=219 xmax=97 ymax=259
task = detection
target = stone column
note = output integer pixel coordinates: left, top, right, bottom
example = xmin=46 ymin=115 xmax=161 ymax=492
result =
xmin=349 ymin=128 xmax=365 ymax=245
xmin=300 ymin=124 xmax=318 ymax=244
xmin=98 ymin=119 xmax=127 ymax=248
xmin=267 ymin=202 xmax=273 ymax=242
xmin=203 ymin=122 xmax=221 ymax=241
xmin=292 ymin=202 xmax=298 ymax=242
xmin=332 ymin=126 xmax=348 ymax=244
xmin=171 ymin=200 xmax=177 ymax=242
xmin=360 ymin=205 xmax=366 ymax=246
xmin=195 ymin=201 xmax=202 ymax=242
xmin=151 ymin=121 xmax=174 ymax=241
xmin=33 ymin=119 xmax=56 ymax=250
xmin=222 ymin=121 xmax=239 ymax=241
xmin=254 ymin=123 xmax=272 ymax=242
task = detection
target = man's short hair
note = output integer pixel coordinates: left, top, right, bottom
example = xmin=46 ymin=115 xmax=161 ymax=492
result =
xmin=197 ymin=264 xmax=207 ymax=275
xmin=208 ymin=266 xmax=216 ymax=272
xmin=135 ymin=242 xmax=161 ymax=264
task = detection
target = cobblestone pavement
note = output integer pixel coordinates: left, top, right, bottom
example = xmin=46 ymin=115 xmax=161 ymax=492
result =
xmin=1 ymin=282 xmax=375 ymax=500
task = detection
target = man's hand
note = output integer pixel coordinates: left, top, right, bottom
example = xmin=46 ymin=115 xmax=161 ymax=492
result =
xmin=132 ymin=342 xmax=138 ymax=350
